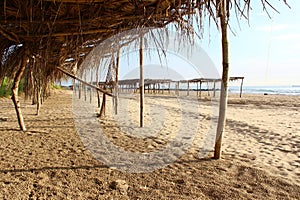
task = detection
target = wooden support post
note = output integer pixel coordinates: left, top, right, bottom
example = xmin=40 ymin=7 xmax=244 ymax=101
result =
xmin=207 ymin=82 xmax=210 ymax=96
xmin=99 ymin=91 xmax=106 ymax=117
xmin=213 ymin=81 xmax=216 ymax=97
xmin=11 ymin=55 xmax=28 ymax=131
xmin=78 ymin=82 xmax=81 ymax=99
xmin=97 ymin=89 xmax=101 ymax=108
xmin=214 ymin=0 xmax=230 ymax=159
xmin=199 ymin=81 xmax=202 ymax=99
xmin=115 ymin=49 xmax=120 ymax=115
xmin=139 ymin=34 xmax=144 ymax=127
xmin=96 ymin=66 xmax=101 ymax=107
xmin=168 ymin=82 xmax=171 ymax=94
xmin=176 ymin=82 xmax=180 ymax=96
xmin=240 ymin=78 xmax=244 ymax=98
xmin=36 ymin=82 xmax=41 ymax=115
xmin=84 ymin=72 xmax=87 ymax=101
xmin=187 ymin=81 xmax=190 ymax=96
xmin=73 ymin=79 xmax=76 ymax=95
xmin=90 ymin=69 xmax=93 ymax=104
xmin=197 ymin=82 xmax=199 ymax=96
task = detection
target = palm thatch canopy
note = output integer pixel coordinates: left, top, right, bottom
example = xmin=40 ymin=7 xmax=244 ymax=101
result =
xmin=0 ymin=1 xmax=288 ymax=133
xmin=1 ymin=0 xmax=199 ymax=82
xmin=0 ymin=0 xmax=287 ymax=85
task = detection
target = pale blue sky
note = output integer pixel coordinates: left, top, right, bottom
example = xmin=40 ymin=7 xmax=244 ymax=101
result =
xmin=109 ymin=2 xmax=299 ymax=86
xmin=200 ymin=1 xmax=299 ymax=86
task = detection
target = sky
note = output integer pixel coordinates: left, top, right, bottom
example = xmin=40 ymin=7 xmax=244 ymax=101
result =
xmin=117 ymin=1 xmax=299 ymax=86
xmin=77 ymin=1 xmax=299 ymax=87
xmin=199 ymin=1 xmax=300 ymax=86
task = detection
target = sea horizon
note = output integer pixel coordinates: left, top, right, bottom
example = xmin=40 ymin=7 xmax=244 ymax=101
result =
xmin=229 ymin=85 xmax=300 ymax=96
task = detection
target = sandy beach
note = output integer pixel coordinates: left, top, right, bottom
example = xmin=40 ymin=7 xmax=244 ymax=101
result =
xmin=0 ymin=89 xmax=299 ymax=199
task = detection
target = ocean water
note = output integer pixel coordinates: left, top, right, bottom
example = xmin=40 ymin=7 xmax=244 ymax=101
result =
xmin=229 ymin=85 xmax=300 ymax=96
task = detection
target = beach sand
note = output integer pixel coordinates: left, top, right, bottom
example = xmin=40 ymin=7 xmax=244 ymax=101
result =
xmin=0 ymin=89 xmax=299 ymax=199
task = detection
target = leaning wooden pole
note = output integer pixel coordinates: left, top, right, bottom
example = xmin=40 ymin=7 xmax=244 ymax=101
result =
xmin=139 ymin=34 xmax=144 ymax=127
xmin=11 ymin=55 xmax=28 ymax=131
xmin=57 ymin=67 xmax=113 ymax=97
xmin=214 ymin=0 xmax=230 ymax=159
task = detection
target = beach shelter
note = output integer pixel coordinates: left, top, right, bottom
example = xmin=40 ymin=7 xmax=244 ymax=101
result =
xmin=0 ymin=0 xmax=288 ymax=158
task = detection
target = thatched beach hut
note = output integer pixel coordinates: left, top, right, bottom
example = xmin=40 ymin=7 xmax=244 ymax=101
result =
xmin=0 ymin=0 xmax=289 ymax=158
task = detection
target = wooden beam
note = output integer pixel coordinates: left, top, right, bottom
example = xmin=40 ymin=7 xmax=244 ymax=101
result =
xmin=56 ymin=67 xmax=114 ymax=97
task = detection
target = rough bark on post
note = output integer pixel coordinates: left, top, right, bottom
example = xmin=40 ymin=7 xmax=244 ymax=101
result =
xmin=11 ymin=55 xmax=28 ymax=131
xmin=214 ymin=0 xmax=230 ymax=159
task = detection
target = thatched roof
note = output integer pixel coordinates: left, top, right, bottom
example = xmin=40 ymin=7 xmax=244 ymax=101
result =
xmin=0 ymin=0 xmax=197 ymax=72
xmin=0 ymin=0 xmax=287 ymax=93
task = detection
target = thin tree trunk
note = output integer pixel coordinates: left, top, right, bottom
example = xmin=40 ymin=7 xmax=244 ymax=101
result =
xmin=214 ymin=0 xmax=230 ymax=159
xmin=11 ymin=56 xmax=28 ymax=131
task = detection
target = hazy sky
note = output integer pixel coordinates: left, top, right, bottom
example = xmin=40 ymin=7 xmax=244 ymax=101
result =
xmin=113 ymin=1 xmax=299 ymax=86
xmin=200 ymin=1 xmax=299 ymax=86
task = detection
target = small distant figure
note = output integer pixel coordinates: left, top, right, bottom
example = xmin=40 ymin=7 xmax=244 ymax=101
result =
xmin=264 ymin=93 xmax=268 ymax=95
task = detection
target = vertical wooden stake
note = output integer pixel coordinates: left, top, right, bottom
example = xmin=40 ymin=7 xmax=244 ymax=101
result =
xmin=96 ymin=65 xmax=101 ymax=107
xmin=115 ymin=49 xmax=120 ymax=115
xmin=207 ymin=82 xmax=210 ymax=96
xmin=187 ymin=81 xmax=190 ymax=96
xmin=213 ymin=81 xmax=216 ymax=97
xmin=100 ymin=93 xmax=106 ymax=117
xmin=214 ymin=0 xmax=230 ymax=159
xmin=78 ymin=82 xmax=81 ymax=99
xmin=199 ymin=81 xmax=202 ymax=99
xmin=139 ymin=34 xmax=144 ymax=127
xmin=197 ymin=82 xmax=199 ymax=96
xmin=84 ymin=72 xmax=87 ymax=101
xmin=240 ymin=78 xmax=244 ymax=98
xmin=90 ymin=69 xmax=93 ymax=104
xmin=36 ymin=82 xmax=41 ymax=115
